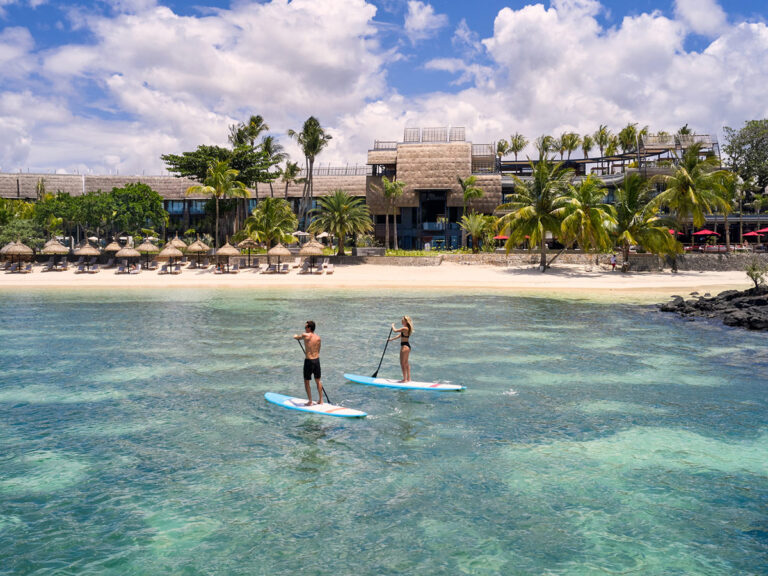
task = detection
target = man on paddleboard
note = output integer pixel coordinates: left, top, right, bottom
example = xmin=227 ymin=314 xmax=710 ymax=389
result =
xmin=294 ymin=320 xmax=323 ymax=405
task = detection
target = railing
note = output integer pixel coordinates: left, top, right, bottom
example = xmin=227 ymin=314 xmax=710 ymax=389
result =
xmin=449 ymin=127 xmax=465 ymax=142
xmin=298 ymin=165 xmax=372 ymax=177
xmin=423 ymin=222 xmax=445 ymax=231
xmin=403 ymin=127 xmax=421 ymax=143
xmin=422 ymin=127 xmax=448 ymax=142
xmin=373 ymin=140 xmax=398 ymax=150
xmin=398 ymin=126 xmax=467 ymax=144
xmin=472 ymin=144 xmax=494 ymax=156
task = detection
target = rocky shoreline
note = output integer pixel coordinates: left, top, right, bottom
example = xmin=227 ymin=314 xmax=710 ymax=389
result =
xmin=660 ymin=286 xmax=768 ymax=330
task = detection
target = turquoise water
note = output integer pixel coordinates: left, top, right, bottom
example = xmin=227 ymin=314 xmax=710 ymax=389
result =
xmin=1 ymin=288 xmax=767 ymax=575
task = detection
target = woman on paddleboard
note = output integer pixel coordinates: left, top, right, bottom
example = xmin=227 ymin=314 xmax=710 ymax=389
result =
xmin=389 ymin=316 xmax=413 ymax=383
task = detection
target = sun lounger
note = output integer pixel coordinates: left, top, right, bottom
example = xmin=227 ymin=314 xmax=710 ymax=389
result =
xmin=231 ymin=263 xmax=240 ymax=274
xmin=325 ymin=263 xmax=334 ymax=274
xmin=76 ymin=256 xmax=84 ymax=266
xmin=313 ymin=264 xmax=324 ymax=275
xmin=76 ymin=264 xmax=86 ymax=274
xmin=88 ymin=264 xmax=100 ymax=274
xmin=21 ymin=263 xmax=32 ymax=273
xmin=159 ymin=264 xmax=168 ymax=274
xmin=104 ymin=258 xmax=115 ymax=268
xmin=129 ymin=264 xmax=141 ymax=275
xmin=261 ymin=263 xmax=277 ymax=274
xmin=297 ymin=261 xmax=311 ymax=274
xmin=43 ymin=262 xmax=55 ymax=272
xmin=172 ymin=264 xmax=182 ymax=275
xmin=291 ymin=257 xmax=302 ymax=268
xmin=279 ymin=263 xmax=290 ymax=274
xmin=7 ymin=263 xmax=18 ymax=273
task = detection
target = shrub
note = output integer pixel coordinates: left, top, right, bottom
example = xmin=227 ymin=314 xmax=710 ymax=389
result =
xmin=745 ymin=258 xmax=768 ymax=289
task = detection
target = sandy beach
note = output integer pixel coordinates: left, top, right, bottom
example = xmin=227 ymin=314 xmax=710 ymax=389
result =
xmin=0 ymin=262 xmax=752 ymax=301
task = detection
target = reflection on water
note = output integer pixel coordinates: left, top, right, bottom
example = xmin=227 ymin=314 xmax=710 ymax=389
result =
xmin=0 ymin=288 xmax=767 ymax=574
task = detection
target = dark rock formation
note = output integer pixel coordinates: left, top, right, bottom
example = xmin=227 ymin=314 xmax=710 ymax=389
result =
xmin=659 ymin=286 xmax=768 ymax=330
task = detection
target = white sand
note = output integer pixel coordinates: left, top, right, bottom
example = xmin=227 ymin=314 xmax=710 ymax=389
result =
xmin=0 ymin=262 xmax=752 ymax=302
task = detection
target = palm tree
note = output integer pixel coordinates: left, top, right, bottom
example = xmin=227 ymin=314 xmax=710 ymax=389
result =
xmin=497 ymin=156 xmax=574 ymax=270
xmin=244 ymin=196 xmax=297 ymax=249
xmin=288 ymin=117 xmax=332 ymax=228
xmin=457 ymin=175 xmax=484 ymax=248
xmin=381 ymin=176 xmax=405 ymax=250
xmin=614 ymin=172 xmax=680 ymax=271
xmin=509 ymin=133 xmax=529 ymax=161
xmin=496 ymin=139 xmax=510 ymax=159
xmin=618 ymin=123 xmax=638 ymax=153
xmin=535 ymin=135 xmax=555 ymax=160
xmin=593 ymin=124 xmax=611 ymax=174
xmin=261 ymin=135 xmax=287 ymax=198
xmin=748 ymin=192 xmax=768 ymax=232
xmin=712 ymin=171 xmax=738 ymax=251
xmin=581 ymin=134 xmax=594 ymax=159
xmin=229 ymin=115 xmax=269 ymax=147
xmin=282 ymin=161 xmax=302 ymax=200
xmin=459 ymin=213 xmax=488 ymax=253
xmin=309 ymin=190 xmax=372 ymax=256
xmin=560 ymin=175 xmax=617 ymax=260
xmin=561 ymin=132 xmax=581 ymax=160
xmin=652 ymin=143 xmax=724 ymax=244
xmin=186 ymin=160 xmax=249 ymax=248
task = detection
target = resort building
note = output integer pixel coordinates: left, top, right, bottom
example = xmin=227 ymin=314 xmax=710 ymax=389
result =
xmin=0 ymin=127 xmax=732 ymax=248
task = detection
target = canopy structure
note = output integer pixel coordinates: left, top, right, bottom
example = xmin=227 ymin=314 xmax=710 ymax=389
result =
xmin=692 ymin=229 xmax=719 ymax=236
xmin=267 ymin=243 xmax=291 ymax=267
xmin=237 ymin=237 xmax=260 ymax=267
xmin=756 ymin=227 xmax=768 ymax=234
xmin=668 ymin=229 xmax=684 ymax=235
xmin=186 ymin=236 xmax=211 ymax=267
xmin=4 ymin=241 xmax=34 ymax=269
xmin=105 ymin=240 xmax=122 ymax=253
xmin=299 ymin=238 xmax=324 ymax=272
xmin=215 ymin=239 xmax=240 ymax=272
xmin=41 ymin=240 xmax=69 ymax=255
xmin=136 ymin=239 xmax=160 ymax=267
xmin=743 ymin=231 xmax=763 ymax=237
xmin=158 ymin=242 xmax=184 ymax=270
xmin=493 ymin=235 xmax=509 ymax=240
xmin=169 ymin=233 xmax=187 ymax=251
xmin=115 ymin=247 xmax=140 ymax=266
xmin=74 ymin=241 xmax=100 ymax=270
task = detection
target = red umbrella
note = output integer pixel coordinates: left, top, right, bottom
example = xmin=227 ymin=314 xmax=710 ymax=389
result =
xmin=668 ymin=229 xmax=683 ymax=235
xmin=756 ymin=227 xmax=768 ymax=234
xmin=692 ymin=229 xmax=719 ymax=236
xmin=493 ymin=235 xmax=509 ymax=240
xmin=743 ymin=231 xmax=763 ymax=237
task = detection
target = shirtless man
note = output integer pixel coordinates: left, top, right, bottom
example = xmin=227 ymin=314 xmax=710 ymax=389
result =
xmin=293 ymin=320 xmax=323 ymax=405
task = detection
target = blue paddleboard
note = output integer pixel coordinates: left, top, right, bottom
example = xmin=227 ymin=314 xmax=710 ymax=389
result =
xmin=264 ymin=392 xmax=367 ymax=418
xmin=343 ymin=374 xmax=465 ymax=392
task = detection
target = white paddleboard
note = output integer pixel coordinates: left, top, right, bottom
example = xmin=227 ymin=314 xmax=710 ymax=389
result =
xmin=343 ymin=373 xmax=465 ymax=392
xmin=264 ymin=392 xmax=367 ymax=418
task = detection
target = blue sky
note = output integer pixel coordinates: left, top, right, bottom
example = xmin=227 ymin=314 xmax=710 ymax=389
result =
xmin=1 ymin=0 xmax=767 ymax=173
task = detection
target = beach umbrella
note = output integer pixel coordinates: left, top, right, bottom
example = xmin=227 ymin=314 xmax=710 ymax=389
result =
xmin=1 ymin=241 xmax=16 ymax=259
xmin=267 ymin=243 xmax=291 ymax=268
xmin=755 ymin=226 xmax=768 ymax=234
xmin=743 ymin=231 xmax=763 ymax=237
xmin=692 ymin=229 xmax=719 ymax=236
xmin=136 ymin=238 xmax=160 ymax=268
xmin=5 ymin=241 xmax=34 ymax=269
xmin=299 ymin=238 xmax=324 ymax=272
xmin=41 ymin=239 xmax=69 ymax=267
xmin=158 ymin=242 xmax=184 ymax=271
xmin=237 ymin=237 xmax=260 ymax=267
xmin=116 ymin=246 xmax=140 ymax=269
xmin=215 ymin=239 xmax=240 ymax=273
xmin=668 ymin=229 xmax=684 ymax=235
xmin=493 ymin=235 xmax=508 ymax=240
xmin=292 ymin=231 xmax=310 ymax=237
xmin=104 ymin=240 xmax=122 ymax=256
xmin=316 ymin=231 xmax=329 ymax=239
xmin=169 ymin=233 xmax=187 ymax=251
xmin=75 ymin=241 xmax=101 ymax=271
xmin=186 ymin=236 xmax=210 ymax=268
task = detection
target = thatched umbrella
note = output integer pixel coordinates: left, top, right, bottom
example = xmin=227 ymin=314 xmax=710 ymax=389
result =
xmin=1 ymin=241 xmax=16 ymax=259
xmin=75 ymin=241 xmax=101 ymax=271
xmin=158 ymin=242 xmax=184 ymax=271
xmin=42 ymin=239 xmax=70 ymax=267
xmin=116 ymin=246 xmax=140 ymax=269
xmin=169 ymin=233 xmax=187 ymax=251
xmin=267 ymin=243 xmax=291 ymax=268
xmin=105 ymin=240 xmax=122 ymax=253
xmin=299 ymin=238 xmax=324 ymax=272
xmin=186 ymin=236 xmax=210 ymax=268
xmin=237 ymin=237 xmax=260 ymax=268
xmin=215 ymin=239 xmax=240 ymax=273
xmin=136 ymin=238 xmax=160 ymax=268
xmin=5 ymin=241 xmax=34 ymax=270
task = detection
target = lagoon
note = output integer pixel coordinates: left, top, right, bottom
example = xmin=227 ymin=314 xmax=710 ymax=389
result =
xmin=1 ymin=289 xmax=767 ymax=574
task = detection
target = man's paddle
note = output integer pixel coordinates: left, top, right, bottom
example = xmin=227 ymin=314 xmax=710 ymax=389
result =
xmin=296 ymin=340 xmax=331 ymax=404
xmin=371 ymin=327 xmax=393 ymax=378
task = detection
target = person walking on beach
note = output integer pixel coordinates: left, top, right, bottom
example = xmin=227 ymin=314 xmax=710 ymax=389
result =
xmin=388 ymin=316 xmax=414 ymax=383
xmin=294 ymin=320 xmax=323 ymax=405
xmin=610 ymin=253 xmax=617 ymax=272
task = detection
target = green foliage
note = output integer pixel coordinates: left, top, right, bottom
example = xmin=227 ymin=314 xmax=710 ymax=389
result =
xmin=560 ymin=175 xmax=617 ymax=253
xmin=0 ymin=198 xmax=35 ymax=226
xmin=459 ymin=213 xmax=496 ymax=253
xmin=745 ymin=258 xmax=767 ymax=289
xmin=309 ymin=190 xmax=372 ymax=256
xmin=581 ymin=135 xmax=594 ymax=159
xmin=381 ymin=176 xmax=405 ymax=250
xmin=508 ymin=133 xmax=528 ymax=161
xmin=244 ymin=197 xmax=297 ymax=249
xmin=187 ymin=160 xmax=249 ymax=247
xmin=110 ymin=183 xmax=168 ymax=236
xmin=0 ymin=219 xmax=46 ymax=251
xmin=457 ymin=175 xmax=484 ymax=214
xmin=288 ymin=116 xmax=332 ymax=226
xmin=723 ymin=119 xmax=768 ymax=190
xmin=162 ymin=144 xmax=272 ymax=188
xmin=384 ymin=249 xmax=440 ymax=257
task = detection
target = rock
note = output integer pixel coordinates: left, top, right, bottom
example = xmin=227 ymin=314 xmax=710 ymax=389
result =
xmin=660 ymin=287 xmax=768 ymax=331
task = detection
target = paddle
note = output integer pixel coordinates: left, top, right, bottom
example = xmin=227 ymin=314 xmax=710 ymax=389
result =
xmin=371 ymin=327 xmax=393 ymax=378
xmin=296 ymin=340 xmax=332 ymax=404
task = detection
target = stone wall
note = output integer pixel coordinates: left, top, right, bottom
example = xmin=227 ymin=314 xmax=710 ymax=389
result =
xmin=668 ymin=252 xmax=768 ymax=271
xmin=333 ymin=255 xmax=443 ymax=266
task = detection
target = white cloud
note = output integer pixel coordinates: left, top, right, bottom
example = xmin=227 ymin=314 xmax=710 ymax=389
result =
xmin=675 ymin=0 xmax=727 ymax=37
xmin=404 ymin=1 xmax=448 ymax=43
xmin=452 ymin=18 xmax=482 ymax=55
xmin=424 ymin=58 xmax=495 ymax=89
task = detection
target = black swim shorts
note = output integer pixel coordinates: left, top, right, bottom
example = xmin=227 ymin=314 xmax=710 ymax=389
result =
xmin=303 ymin=358 xmax=321 ymax=380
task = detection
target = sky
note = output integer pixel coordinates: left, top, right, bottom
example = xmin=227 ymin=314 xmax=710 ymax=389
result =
xmin=1 ymin=0 xmax=767 ymax=175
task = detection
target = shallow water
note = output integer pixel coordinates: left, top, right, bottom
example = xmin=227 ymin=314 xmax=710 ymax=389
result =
xmin=1 ymin=288 xmax=767 ymax=575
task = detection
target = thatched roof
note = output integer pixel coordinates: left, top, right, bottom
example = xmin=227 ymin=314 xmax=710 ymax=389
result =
xmin=136 ymin=239 xmax=160 ymax=253
xmin=158 ymin=243 xmax=184 ymax=259
xmin=237 ymin=238 xmax=260 ymax=249
xmin=104 ymin=241 xmax=122 ymax=252
xmin=216 ymin=241 xmax=240 ymax=257
xmin=41 ymin=240 xmax=69 ymax=255
xmin=5 ymin=241 xmax=34 ymax=256
xmin=169 ymin=233 xmax=187 ymax=250
xmin=116 ymin=247 xmax=140 ymax=258
xmin=0 ymin=241 xmax=16 ymax=255
xmin=267 ymin=243 xmax=291 ymax=256
xmin=299 ymin=239 xmax=324 ymax=256
xmin=74 ymin=242 xmax=100 ymax=257
xmin=187 ymin=236 xmax=210 ymax=253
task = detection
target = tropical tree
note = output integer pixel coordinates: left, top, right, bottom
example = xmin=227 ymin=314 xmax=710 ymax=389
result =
xmin=651 ymin=143 xmax=725 ymax=243
xmin=618 ymin=123 xmax=638 ymax=153
xmin=229 ymin=115 xmax=269 ymax=147
xmin=581 ymin=134 xmax=594 ymax=159
xmin=308 ymin=190 xmax=372 ymax=256
xmin=497 ymin=156 xmax=574 ymax=270
xmin=749 ymin=192 xmax=768 ymax=231
xmin=535 ymin=135 xmax=555 ymax=160
xmin=593 ymin=124 xmax=611 ymax=158
xmin=496 ymin=139 xmax=510 ymax=159
xmin=560 ymin=175 xmax=617 ymax=258
xmin=261 ymin=135 xmax=288 ymax=198
xmin=288 ymin=116 xmax=332 ymax=228
xmin=459 ymin=212 xmax=489 ymax=253
xmin=244 ymin=197 xmax=297 ymax=249
xmin=381 ymin=176 xmax=405 ymax=250
xmin=614 ymin=172 xmax=680 ymax=271
xmin=282 ymin=161 xmax=303 ymax=200
xmin=561 ymin=132 xmax=580 ymax=160
xmin=712 ymin=171 xmax=738 ymax=250
xmin=457 ymin=175 xmax=484 ymax=248
xmin=724 ymin=120 xmax=768 ymax=190
xmin=186 ymin=161 xmax=249 ymax=248
xmin=509 ymin=133 xmax=529 ymax=161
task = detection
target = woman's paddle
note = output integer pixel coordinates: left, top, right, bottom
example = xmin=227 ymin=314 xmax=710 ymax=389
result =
xmin=371 ymin=327 xmax=393 ymax=378
xmin=296 ymin=340 xmax=331 ymax=404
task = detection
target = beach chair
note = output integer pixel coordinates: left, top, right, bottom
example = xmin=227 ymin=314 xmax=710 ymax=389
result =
xmin=43 ymin=257 xmax=54 ymax=268
xmin=22 ymin=263 xmax=33 ymax=273
xmin=158 ymin=264 xmax=168 ymax=274
xmin=172 ymin=264 xmax=182 ymax=275
xmin=298 ymin=260 xmax=311 ymax=274
xmin=76 ymin=256 xmax=84 ymax=266
xmin=129 ymin=264 xmax=141 ymax=275
xmin=322 ymin=257 xmax=330 ymax=269
xmin=148 ymin=260 xmax=159 ymax=270
xmin=325 ymin=262 xmax=334 ymax=274
xmin=261 ymin=263 xmax=277 ymax=274
xmin=88 ymin=264 xmax=100 ymax=274
xmin=89 ymin=257 xmax=97 ymax=266
xmin=231 ymin=263 xmax=240 ymax=274
xmin=75 ymin=264 xmax=86 ymax=274
xmin=313 ymin=263 xmax=324 ymax=275
xmin=279 ymin=263 xmax=290 ymax=274
xmin=291 ymin=257 xmax=302 ymax=268
xmin=104 ymin=258 xmax=115 ymax=268
xmin=7 ymin=263 xmax=18 ymax=273
xmin=43 ymin=260 xmax=55 ymax=272
xmin=59 ymin=259 xmax=69 ymax=271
